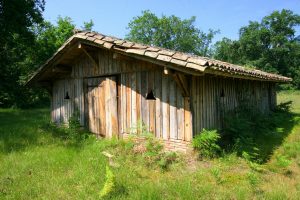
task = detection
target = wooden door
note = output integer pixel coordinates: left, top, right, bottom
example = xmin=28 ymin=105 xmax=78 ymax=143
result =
xmin=87 ymin=77 xmax=118 ymax=138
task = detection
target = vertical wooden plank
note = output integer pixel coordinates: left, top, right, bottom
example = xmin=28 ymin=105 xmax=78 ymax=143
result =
xmin=141 ymin=71 xmax=149 ymax=128
xmin=184 ymin=97 xmax=192 ymax=141
xmin=105 ymin=78 xmax=112 ymax=137
xmin=191 ymin=76 xmax=197 ymax=134
xmin=136 ymin=71 xmax=142 ymax=134
xmin=117 ymin=75 xmax=122 ymax=136
xmin=110 ymin=77 xmax=118 ymax=137
xmin=121 ymin=74 xmax=127 ymax=134
xmin=148 ymin=70 xmax=155 ymax=133
xmin=126 ymin=72 xmax=132 ymax=132
xmin=176 ymin=83 xmax=184 ymax=140
xmin=199 ymin=77 xmax=203 ymax=132
xmin=131 ymin=72 xmax=137 ymax=129
xmin=155 ymin=70 xmax=162 ymax=138
xmin=161 ymin=73 xmax=169 ymax=140
xmin=196 ymin=77 xmax=200 ymax=134
xmin=169 ymin=76 xmax=177 ymax=139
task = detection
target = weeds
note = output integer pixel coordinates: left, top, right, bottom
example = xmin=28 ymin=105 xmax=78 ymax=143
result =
xmin=123 ymin=123 xmax=179 ymax=171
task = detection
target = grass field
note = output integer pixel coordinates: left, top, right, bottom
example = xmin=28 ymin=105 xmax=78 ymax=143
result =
xmin=0 ymin=91 xmax=300 ymax=199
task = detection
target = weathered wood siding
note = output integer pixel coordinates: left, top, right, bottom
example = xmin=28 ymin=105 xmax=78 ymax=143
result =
xmin=191 ymin=76 xmax=277 ymax=135
xmin=51 ymin=48 xmax=193 ymax=144
xmin=119 ymin=70 xmax=191 ymax=142
xmin=51 ymin=47 xmax=276 ymax=149
xmin=52 ymin=78 xmax=84 ymax=125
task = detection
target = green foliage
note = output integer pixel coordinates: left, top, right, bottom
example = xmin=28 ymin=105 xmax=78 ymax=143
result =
xmin=275 ymin=101 xmax=293 ymax=112
xmin=247 ymin=171 xmax=260 ymax=186
xmin=0 ymin=2 xmax=94 ymax=108
xmin=214 ymin=9 xmax=300 ymax=89
xmin=210 ymin=167 xmax=223 ymax=184
xmin=82 ymin=19 xmax=94 ymax=31
xmin=1 ymin=91 xmax=300 ymax=200
xmin=192 ymin=129 xmax=221 ymax=159
xmin=99 ymin=165 xmax=115 ymax=198
xmin=275 ymin=155 xmax=292 ymax=168
xmin=126 ymin=10 xmax=218 ymax=56
xmin=127 ymin=123 xmax=178 ymax=171
xmin=223 ymin=101 xmax=294 ymax=163
xmin=0 ymin=0 xmax=46 ymax=108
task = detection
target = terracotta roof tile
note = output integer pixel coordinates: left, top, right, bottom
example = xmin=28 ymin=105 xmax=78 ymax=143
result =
xmin=173 ymin=52 xmax=189 ymax=61
xmin=126 ymin=49 xmax=146 ymax=55
xmin=145 ymin=51 xmax=159 ymax=58
xmin=157 ymin=54 xmax=172 ymax=62
xmin=27 ymin=30 xmax=292 ymax=84
xmin=158 ymin=50 xmax=175 ymax=56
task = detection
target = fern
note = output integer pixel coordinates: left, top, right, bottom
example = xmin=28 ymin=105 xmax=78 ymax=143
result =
xmin=99 ymin=165 xmax=115 ymax=198
xmin=192 ymin=129 xmax=221 ymax=158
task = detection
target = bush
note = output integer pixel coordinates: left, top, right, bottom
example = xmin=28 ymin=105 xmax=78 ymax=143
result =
xmin=192 ymin=129 xmax=221 ymax=159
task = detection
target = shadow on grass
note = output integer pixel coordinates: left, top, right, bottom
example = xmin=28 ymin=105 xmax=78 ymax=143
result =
xmin=222 ymin=102 xmax=300 ymax=163
xmin=0 ymin=109 xmax=90 ymax=154
xmin=40 ymin=121 xmax=93 ymax=149
xmin=0 ymin=109 xmax=49 ymax=154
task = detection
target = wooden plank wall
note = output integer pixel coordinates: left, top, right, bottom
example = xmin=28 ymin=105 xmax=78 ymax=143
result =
xmin=52 ymin=79 xmax=75 ymax=124
xmin=52 ymin=47 xmax=276 ymax=147
xmin=70 ymin=48 xmax=192 ymax=142
xmin=119 ymin=68 xmax=191 ymax=142
xmin=52 ymin=78 xmax=84 ymax=126
xmin=191 ymin=75 xmax=277 ymax=135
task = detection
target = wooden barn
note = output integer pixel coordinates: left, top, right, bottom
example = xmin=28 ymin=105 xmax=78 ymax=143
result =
xmin=27 ymin=31 xmax=291 ymax=152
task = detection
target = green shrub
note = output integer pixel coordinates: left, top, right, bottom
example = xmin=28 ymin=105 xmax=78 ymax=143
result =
xmin=192 ymin=129 xmax=221 ymax=159
xmin=67 ymin=111 xmax=90 ymax=141
xmin=275 ymin=101 xmax=293 ymax=112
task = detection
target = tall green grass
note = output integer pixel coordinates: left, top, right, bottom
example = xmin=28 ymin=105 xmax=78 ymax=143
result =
xmin=0 ymin=90 xmax=300 ymax=199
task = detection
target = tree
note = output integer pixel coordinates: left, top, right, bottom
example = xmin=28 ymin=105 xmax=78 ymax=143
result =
xmin=82 ymin=19 xmax=94 ymax=31
xmin=214 ymin=9 xmax=300 ymax=88
xmin=0 ymin=2 xmax=94 ymax=108
xmin=126 ymin=10 xmax=218 ymax=56
xmin=0 ymin=0 xmax=45 ymax=107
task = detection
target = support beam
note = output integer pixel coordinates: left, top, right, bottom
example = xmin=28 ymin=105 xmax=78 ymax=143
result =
xmin=173 ymin=73 xmax=190 ymax=97
xmin=78 ymin=42 xmax=99 ymax=68
xmin=52 ymin=65 xmax=72 ymax=73
xmin=113 ymin=52 xmax=133 ymax=61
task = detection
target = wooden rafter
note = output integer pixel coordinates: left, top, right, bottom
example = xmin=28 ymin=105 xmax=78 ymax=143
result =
xmin=172 ymin=72 xmax=190 ymax=97
xmin=78 ymin=42 xmax=99 ymax=68
xmin=52 ymin=64 xmax=72 ymax=73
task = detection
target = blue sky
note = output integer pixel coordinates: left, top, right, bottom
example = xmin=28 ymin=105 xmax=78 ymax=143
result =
xmin=43 ymin=0 xmax=300 ymax=43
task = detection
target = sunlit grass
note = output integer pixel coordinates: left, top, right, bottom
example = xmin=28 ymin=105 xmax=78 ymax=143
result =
xmin=0 ymin=90 xmax=299 ymax=199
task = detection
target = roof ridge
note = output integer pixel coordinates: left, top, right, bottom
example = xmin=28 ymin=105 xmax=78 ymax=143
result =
xmin=27 ymin=29 xmax=292 ymax=86
xmin=73 ymin=30 xmax=291 ymax=81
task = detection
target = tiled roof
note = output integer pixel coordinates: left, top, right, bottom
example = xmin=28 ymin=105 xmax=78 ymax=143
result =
xmin=28 ymin=30 xmax=292 ymax=84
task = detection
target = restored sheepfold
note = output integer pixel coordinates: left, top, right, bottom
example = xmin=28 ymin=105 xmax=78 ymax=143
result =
xmin=27 ymin=31 xmax=291 ymax=152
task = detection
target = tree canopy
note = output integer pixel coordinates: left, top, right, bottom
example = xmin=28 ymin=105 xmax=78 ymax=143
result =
xmin=126 ymin=10 xmax=218 ymax=56
xmin=214 ymin=9 xmax=300 ymax=89
xmin=0 ymin=0 xmax=45 ymax=107
xmin=0 ymin=0 xmax=93 ymax=107
xmin=1 ymin=4 xmax=299 ymax=108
